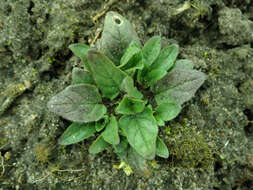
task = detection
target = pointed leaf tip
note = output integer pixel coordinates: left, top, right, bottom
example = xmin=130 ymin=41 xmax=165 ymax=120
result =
xmin=156 ymin=137 xmax=169 ymax=158
xmin=142 ymin=36 xmax=161 ymax=67
xmin=69 ymin=43 xmax=91 ymax=71
xmin=150 ymin=44 xmax=179 ymax=71
xmin=102 ymin=116 xmax=120 ymax=145
xmin=154 ymin=68 xmax=207 ymax=105
xmin=59 ymin=122 xmax=96 ymax=145
xmin=89 ymin=135 xmax=110 ymax=154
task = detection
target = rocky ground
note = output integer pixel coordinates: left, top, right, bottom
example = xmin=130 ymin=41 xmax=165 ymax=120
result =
xmin=0 ymin=0 xmax=252 ymax=189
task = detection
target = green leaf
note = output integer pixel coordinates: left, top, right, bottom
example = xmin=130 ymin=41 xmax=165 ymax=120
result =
xmin=71 ymin=67 xmax=95 ymax=85
xmin=118 ymin=41 xmax=143 ymax=72
xmin=89 ymin=135 xmax=110 ymax=154
xmin=59 ymin=122 xmax=96 ymax=145
xmin=143 ymin=69 xmax=167 ymax=87
xmin=124 ymin=69 xmax=136 ymax=77
xmin=137 ymin=69 xmax=143 ymax=84
xmin=119 ymin=41 xmax=141 ymax=68
xmin=154 ymin=115 xmax=165 ymax=126
xmin=95 ymin=115 xmax=109 ymax=132
xmin=47 ymin=84 xmax=107 ymax=122
xmin=156 ymin=137 xmax=169 ymax=158
xmin=174 ymin=59 xmax=194 ymax=70
xmin=69 ymin=43 xmax=91 ymax=71
xmin=154 ymin=102 xmax=181 ymax=122
xmin=95 ymin=121 xmax=106 ymax=132
xmin=113 ymin=136 xmax=128 ymax=160
xmin=116 ymin=96 xmax=146 ymax=115
xmin=99 ymin=11 xmax=141 ymax=65
xmin=119 ymin=107 xmax=158 ymax=159
xmin=87 ymin=50 xmax=127 ymax=100
xmin=153 ymin=68 xmax=207 ymax=105
xmin=141 ymin=44 xmax=179 ymax=87
xmin=121 ymin=55 xmax=143 ymax=72
xmin=121 ymin=76 xmax=143 ymax=99
xmin=142 ymin=36 xmax=161 ymax=67
xmin=150 ymin=44 xmax=179 ymax=71
xmin=102 ymin=115 xmax=120 ymax=145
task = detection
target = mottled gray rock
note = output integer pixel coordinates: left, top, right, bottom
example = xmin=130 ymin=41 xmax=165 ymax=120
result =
xmin=218 ymin=7 xmax=253 ymax=45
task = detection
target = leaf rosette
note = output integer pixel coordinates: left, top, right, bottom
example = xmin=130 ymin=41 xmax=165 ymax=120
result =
xmin=47 ymin=11 xmax=207 ymax=176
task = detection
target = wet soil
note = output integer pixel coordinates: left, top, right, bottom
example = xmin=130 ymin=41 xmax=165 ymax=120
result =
xmin=0 ymin=0 xmax=252 ymax=189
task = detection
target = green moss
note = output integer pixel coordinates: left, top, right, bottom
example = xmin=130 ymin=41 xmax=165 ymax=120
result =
xmin=0 ymin=137 xmax=7 ymax=146
xmin=165 ymin=122 xmax=214 ymax=169
xmin=47 ymin=57 xmax=56 ymax=64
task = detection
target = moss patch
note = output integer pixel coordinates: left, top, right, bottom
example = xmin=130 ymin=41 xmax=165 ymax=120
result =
xmin=165 ymin=122 xmax=214 ymax=169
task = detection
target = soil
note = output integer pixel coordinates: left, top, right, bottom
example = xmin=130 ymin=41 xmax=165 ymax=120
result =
xmin=0 ymin=0 xmax=253 ymax=189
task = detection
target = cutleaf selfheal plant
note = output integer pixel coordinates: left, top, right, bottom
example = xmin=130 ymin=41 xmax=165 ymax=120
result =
xmin=47 ymin=11 xmax=206 ymax=176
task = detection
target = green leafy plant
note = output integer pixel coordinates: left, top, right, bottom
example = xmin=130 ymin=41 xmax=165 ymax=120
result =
xmin=47 ymin=11 xmax=206 ymax=176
